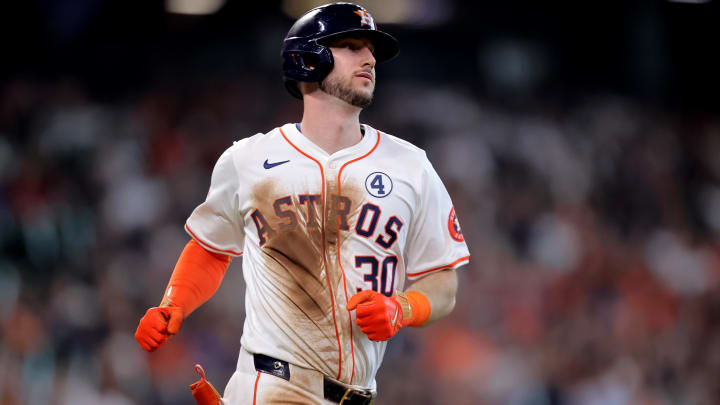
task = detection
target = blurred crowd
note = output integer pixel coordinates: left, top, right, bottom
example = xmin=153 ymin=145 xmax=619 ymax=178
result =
xmin=1 ymin=69 xmax=720 ymax=405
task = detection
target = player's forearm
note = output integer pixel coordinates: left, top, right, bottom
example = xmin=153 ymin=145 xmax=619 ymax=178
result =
xmin=161 ymin=239 xmax=232 ymax=316
xmin=405 ymin=269 xmax=458 ymax=326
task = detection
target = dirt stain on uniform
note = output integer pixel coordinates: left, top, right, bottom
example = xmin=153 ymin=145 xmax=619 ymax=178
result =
xmin=251 ymin=180 xmax=327 ymax=318
xmin=250 ymin=177 xmax=366 ymax=379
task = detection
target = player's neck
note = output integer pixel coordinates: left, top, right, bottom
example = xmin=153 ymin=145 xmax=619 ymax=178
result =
xmin=300 ymin=96 xmax=363 ymax=155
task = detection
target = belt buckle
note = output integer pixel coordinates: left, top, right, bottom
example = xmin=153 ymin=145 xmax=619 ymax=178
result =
xmin=339 ymin=387 xmax=373 ymax=405
xmin=339 ymin=388 xmax=352 ymax=404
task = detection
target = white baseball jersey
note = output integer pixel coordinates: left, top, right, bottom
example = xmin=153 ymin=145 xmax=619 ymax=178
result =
xmin=185 ymin=122 xmax=470 ymax=389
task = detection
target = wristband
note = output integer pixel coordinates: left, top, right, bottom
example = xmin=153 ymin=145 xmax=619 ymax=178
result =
xmin=399 ymin=291 xmax=431 ymax=327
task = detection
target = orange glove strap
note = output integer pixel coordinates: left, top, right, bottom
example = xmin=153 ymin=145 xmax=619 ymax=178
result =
xmin=161 ymin=239 xmax=232 ymax=315
xmin=405 ymin=291 xmax=431 ymax=327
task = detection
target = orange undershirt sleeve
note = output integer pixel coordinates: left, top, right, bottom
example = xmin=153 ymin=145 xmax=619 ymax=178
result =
xmin=160 ymin=239 xmax=232 ymax=316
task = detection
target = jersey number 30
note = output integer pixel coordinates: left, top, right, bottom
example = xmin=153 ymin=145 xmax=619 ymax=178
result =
xmin=355 ymin=255 xmax=397 ymax=297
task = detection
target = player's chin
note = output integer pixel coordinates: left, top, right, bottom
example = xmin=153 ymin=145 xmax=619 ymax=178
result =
xmin=352 ymin=93 xmax=373 ymax=109
xmin=352 ymin=77 xmax=374 ymax=91
xmin=341 ymin=83 xmax=373 ymax=108
xmin=360 ymin=81 xmax=375 ymax=94
xmin=356 ymin=85 xmax=375 ymax=100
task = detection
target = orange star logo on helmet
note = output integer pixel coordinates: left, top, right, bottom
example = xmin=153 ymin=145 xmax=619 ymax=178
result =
xmin=354 ymin=9 xmax=375 ymax=28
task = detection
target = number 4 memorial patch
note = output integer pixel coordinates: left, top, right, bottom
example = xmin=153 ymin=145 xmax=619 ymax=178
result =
xmin=448 ymin=206 xmax=464 ymax=242
xmin=365 ymin=172 xmax=393 ymax=198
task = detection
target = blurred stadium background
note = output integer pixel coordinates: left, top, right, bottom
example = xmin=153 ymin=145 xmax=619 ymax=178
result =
xmin=2 ymin=0 xmax=720 ymax=404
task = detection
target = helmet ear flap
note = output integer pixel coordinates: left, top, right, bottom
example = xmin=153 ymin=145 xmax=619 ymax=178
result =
xmin=307 ymin=47 xmax=334 ymax=79
xmin=288 ymin=52 xmax=312 ymax=70
xmin=282 ymin=46 xmax=334 ymax=99
xmin=292 ymin=52 xmax=317 ymax=71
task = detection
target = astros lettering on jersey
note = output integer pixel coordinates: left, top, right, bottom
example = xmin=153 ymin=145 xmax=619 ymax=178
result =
xmin=185 ymin=123 xmax=470 ymax=389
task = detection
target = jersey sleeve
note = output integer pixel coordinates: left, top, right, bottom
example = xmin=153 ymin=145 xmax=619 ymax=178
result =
xmin=405 ymin=155 xmax=470 ymax=280
xmin=185 ymin=146 xmax=245 ymax=257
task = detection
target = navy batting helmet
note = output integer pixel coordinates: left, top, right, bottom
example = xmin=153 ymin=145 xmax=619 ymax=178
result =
xmin=281 ymin=2 xmax=400 ymax=99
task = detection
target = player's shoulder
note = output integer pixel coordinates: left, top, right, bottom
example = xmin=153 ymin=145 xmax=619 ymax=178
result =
xmin=230 ymin=126 xmax=281 ymax=148
xmin=371 ymin=126 xmax=431 ymax=165
xmin=224 ymin=125 xmax=286 ymax=157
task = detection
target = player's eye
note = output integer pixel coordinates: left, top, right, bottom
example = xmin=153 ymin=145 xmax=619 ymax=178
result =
xmin=335 ymin=40 xmax=373 ymax=54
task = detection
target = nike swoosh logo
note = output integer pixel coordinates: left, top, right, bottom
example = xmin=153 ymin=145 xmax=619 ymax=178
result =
xmin=263 ymin=159 xmax=290 ymax=169
xmin=391 ymin=307 xmax=399 ymax=326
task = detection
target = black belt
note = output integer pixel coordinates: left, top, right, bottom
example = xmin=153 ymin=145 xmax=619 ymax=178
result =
xmin=253 ymin=353 xmax=375 ymax=405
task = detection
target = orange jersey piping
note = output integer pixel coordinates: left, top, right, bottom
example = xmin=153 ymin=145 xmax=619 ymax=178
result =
xmin=407 ymin=256 xmax=470 ymax=277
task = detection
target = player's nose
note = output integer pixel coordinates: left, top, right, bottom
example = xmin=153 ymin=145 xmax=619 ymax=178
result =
xmin=361 ymin=46 xmax=376 ymax=68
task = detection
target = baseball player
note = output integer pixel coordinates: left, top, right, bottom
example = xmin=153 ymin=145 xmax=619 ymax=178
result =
xmin=135 ymin=3 xmax=470 ymax=404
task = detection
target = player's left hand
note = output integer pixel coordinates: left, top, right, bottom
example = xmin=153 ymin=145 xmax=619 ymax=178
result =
xmin=347 ymin=290 xmax=406 ymax=341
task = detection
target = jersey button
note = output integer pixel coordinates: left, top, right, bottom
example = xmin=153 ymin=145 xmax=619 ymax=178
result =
xmin=328 ymin=162 xmax=337 ymax=169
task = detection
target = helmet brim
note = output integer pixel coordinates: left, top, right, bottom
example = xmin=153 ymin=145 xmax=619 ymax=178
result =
xmin=316 ymin=29 xmax=400 ymax=64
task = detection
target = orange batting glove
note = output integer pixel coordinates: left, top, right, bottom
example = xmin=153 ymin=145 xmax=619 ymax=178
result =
xmin=190 ymin=364 xmax=222 ymax=405
xmin=347 ymin=290 xmax=409 ymax=341
xmin=134 ymin=305 xmax=184 ymax=352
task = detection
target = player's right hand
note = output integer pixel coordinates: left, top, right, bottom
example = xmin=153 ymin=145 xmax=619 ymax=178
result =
xmin=347 ymin=290 xmax=405 ymax=341
xmin=134 ymin=306 xmax=184 ymax=352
